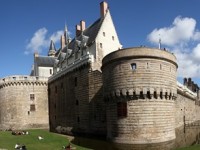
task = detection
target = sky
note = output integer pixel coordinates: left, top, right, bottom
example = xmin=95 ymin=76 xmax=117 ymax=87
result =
xmin=1 ymin=0 xmax=200 ymax=85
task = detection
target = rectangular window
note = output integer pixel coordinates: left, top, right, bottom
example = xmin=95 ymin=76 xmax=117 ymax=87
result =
xmin=112 ymin=36 xmax=115 ymax=41
xmin=30 ymin=104 xmax=36 ymax=111
xmin=50 ymin=69 xmax=52 ymax=75
xmin=55 ymin=86 xmax=57 ymax=93
xmin=100 ymin=43 xmax=103 ymax=48
xmin=117 ymin=102 xmax=127 ymax=118
xmin=131 ymin=63 xmax=136 ymax=70
xmin=75 ymin=77 xmax=77 ymax=87
xmin=103 ymin=32 xmax=105 ymax=37
xmin=30 ymin=94 xmax=35 ymax=101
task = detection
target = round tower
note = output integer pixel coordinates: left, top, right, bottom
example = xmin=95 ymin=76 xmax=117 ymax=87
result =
xmin=102 ymin=47 xmax=178 ymax=144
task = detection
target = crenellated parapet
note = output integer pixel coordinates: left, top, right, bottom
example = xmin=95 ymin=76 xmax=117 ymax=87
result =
xmin=0 ymin=75 xmax=48 ymax=88
xmin=102 ymin=47 xmax=178 ymax=103
xmin=104 ymin=87 xmax=177 ymax=102
xmin=0 ymin=75 xmax=49 ymax=130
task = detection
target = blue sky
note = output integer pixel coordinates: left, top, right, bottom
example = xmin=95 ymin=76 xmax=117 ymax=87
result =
xmin=1 ymin=0 xmax=200 ymax=85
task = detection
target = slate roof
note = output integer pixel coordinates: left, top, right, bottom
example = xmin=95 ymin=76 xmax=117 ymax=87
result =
xmin=35 ymin=56 xmax=55 ymax=67
xmin=67 ymin=18 xmax=103 ymax=51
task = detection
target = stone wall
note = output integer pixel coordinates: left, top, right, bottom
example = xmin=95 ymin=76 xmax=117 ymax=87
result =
xmin=0 ymin=76 xmax=49 ymax=130
xmin=175 ymin=82 xmax=200 ymax=128
xmin=48 ymin=64 xmax=106 ymax=136
xmin=102 ymin=47 xmax=178 ymax=144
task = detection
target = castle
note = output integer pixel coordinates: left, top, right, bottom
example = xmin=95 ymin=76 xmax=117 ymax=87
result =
xmin=0 ymin=1 xmax=200 ymax=145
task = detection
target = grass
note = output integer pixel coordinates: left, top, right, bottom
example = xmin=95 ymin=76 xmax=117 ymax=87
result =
xmin=0 ymin=129 xmax=90 ymax=150
xmin=176 ymin=145 xmax=200 ymax=150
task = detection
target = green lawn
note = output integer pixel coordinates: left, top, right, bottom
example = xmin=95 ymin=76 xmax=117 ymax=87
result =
xmin=0 ymin=129 xmax=90 ymax=150
xmin=176 ymin=145 xmax=200 ymax=150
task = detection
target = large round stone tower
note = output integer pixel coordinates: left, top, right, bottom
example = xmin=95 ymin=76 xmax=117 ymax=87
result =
xmin=102 ymin=47 xmax=178 ymax=144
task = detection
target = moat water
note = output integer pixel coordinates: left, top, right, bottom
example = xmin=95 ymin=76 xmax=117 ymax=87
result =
xmin=70 ymin=122 xmax=200 ymax=150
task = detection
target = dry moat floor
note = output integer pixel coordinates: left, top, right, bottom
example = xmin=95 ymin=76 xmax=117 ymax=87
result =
xmin=0 ymin=129 xmax=200 ymax=150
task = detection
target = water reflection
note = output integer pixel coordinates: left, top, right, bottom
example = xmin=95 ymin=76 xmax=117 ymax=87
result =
xmin=71 ymin=123 xmax=200 ymax=150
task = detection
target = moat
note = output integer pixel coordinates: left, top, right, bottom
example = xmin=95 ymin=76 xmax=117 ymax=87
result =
xmin=70 ymin=121 xmax=200 ymax=150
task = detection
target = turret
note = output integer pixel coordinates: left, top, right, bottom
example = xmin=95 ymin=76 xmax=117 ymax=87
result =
xmin=48 ymin=40 xmax=56 ymax=57
xmin=102 ymin=47 xmax=178 ymax=144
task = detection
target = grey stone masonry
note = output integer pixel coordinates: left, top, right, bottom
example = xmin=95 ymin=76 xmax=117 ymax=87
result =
xmin=102 ymin=47 xmax=178 ymax=144
xmin=0 ymin=76 xmax=49 ymax=130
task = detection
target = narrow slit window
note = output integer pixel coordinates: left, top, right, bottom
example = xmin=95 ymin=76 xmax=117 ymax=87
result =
xmin=50 ymin=69 xmax=52 ymax=75
xmin=103 ymin=32 xmax=105 ymax=37
xmin=112 ymin=36 xmax=115 ymax=41
xmin=100 ymin=43 xmax=103 ymax=48
xmin=75 ymin=77 xmax=77 ymax=87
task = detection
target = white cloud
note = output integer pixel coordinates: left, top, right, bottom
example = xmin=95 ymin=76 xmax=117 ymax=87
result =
xmin=148 ymin=16 xmax=198 ymax=46
xmin=147 ymin=16 xmax=200 ymax=78
xmin=25 ymin=28 xmax=63 ymax=55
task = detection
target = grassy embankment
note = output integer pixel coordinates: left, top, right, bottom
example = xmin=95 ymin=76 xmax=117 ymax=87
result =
xmin=0 ymin=129 xmax=89 ymax=150
xmin=176 ymin=145 xmax=200 ymax=150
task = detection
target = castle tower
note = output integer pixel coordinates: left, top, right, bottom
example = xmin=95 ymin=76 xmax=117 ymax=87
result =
xmin=102 ymin=47 xmax=178 ymax=144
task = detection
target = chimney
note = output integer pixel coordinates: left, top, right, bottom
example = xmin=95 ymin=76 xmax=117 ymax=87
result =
xmin=80 ymin=20 xmax=86 ymax=31
xmin=76 ymin=24 xmax=81 ymax=36
xmin=183 ymin=78 xmax=187 ymax=86
xmin=100 ymin=1 xmax=108 ymax=18
xmin=188 ymin=78 xmax=192 ymax=86
xmin=60 ymin=35 xmax=65 ymax=49
xmin=34 ymin=52 xmax=39 ymax=58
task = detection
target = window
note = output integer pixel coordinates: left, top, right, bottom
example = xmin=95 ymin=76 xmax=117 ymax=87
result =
xmin=103 ymin=32 xmax=105 ymax=37
xmin=160 ymin=64 xmax=162 ymax=70
xmin=100 ymin=43 xmax=103 ymax=48
xmin=50 ymin=69 xmax=52 ymax=75
xmin=74 ymin=77 xmax=77 ymax=87
xmin=76 ymin=99 xmax=79 ymax=106
xmin=30 ymin=104 xmax=36 ymax=111
xmin=117 ymin=102 xmax=127 ymax=118
xmin=55 ymin=86 xmax=57 ymax=93
xmin=131 ymin=63 xmax=136 ymax=70
xmin=30 ymin=94 xmax=35 ymax=101
xmin=77 ymin=116 xmax=80 ymax=123
xmin=61 ymin=82 xmax=63 ymax=89
xmin=112 ymin=36 xmax=115 ymax=41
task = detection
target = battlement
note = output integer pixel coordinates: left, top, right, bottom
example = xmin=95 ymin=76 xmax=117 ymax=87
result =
xmin=0 ymin=75 xmax=48 ymax=88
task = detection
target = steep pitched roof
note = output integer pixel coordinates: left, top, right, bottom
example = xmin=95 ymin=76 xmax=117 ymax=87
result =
xmin=35 ymin=56 xmax=55 ymax=67
xmin=67 ymin=18 xmax=103 ymax=50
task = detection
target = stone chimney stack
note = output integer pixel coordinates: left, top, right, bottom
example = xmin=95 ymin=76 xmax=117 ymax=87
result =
xmin=100 ymin=1 xmax=108 ymax=18
xmin=80 ymin=20 xmax=86 ymax=31
xmin=76 ymin=24 xmax=81 ymax=37
xmin=183 ymin=78 xmax=187 ymax=86
xmin=34 ymin=52 xmax=39 ymax=58
xmin=61 ymin=35 xmax=65 ymax=49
